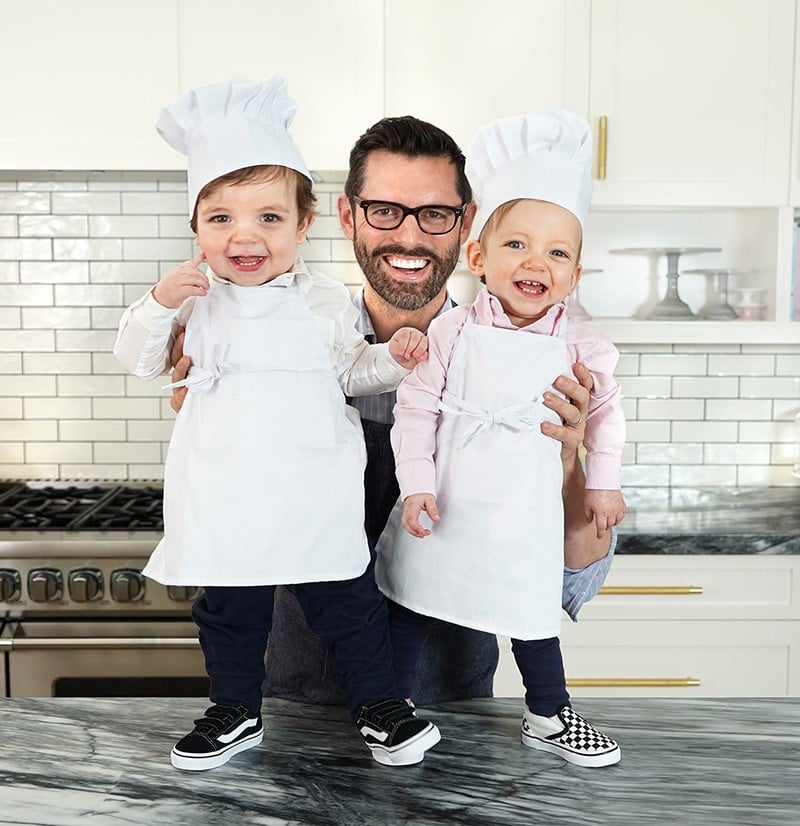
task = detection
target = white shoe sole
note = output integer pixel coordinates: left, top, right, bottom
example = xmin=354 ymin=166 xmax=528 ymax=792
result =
xmin=171 ymin=729 xmax=264 ymax=771
xmin=521 ymin=729 xmax=620 ymax=767
xmin=369 ymin=723 xmax=442 ymax=767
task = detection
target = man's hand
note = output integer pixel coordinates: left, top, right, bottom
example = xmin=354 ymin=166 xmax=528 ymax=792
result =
xmin=585 ymin=489 xmax=627 ymax=539
xmin=152 ymin=251 xmax=209 ymax=309
xmin=388 ymin=327 xmax=428 ymax=370
xmin=541 ymin=361 xmax=592 ymax=452
xmin=169 ymin=327 xmax=190 ymax=414
xmin=401 ymin=493 xmax=440 ymax=538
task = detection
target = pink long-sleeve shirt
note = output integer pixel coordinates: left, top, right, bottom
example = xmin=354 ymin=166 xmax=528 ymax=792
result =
xmin=392 ymin=288 xmax=624 ymax=499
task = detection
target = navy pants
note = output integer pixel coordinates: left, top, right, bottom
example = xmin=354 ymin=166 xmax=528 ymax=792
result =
xmin=389 ymin=600 xmax=569 ymax=717
xmin=193 ymin=553 xmax=397 ymax=722
xmin=262 ymin=418 xmax=498 ymax=705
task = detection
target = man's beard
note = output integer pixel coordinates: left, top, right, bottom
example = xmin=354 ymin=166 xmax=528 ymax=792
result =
xmin=353 ymin=232 xmax=461 ymax=312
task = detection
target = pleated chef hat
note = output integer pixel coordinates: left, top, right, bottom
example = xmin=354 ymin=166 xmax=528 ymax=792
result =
xmin=466 ymin=107 xmax=593 ymax=240
xmin=156 ymin=76 xmax=312 ymax=215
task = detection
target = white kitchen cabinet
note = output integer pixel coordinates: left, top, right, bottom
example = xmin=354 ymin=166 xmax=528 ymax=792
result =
xmin=588 ymin=0 xmax=795 ymax=207
xmin=175 ymin=0 xmax=383 ymax=172
xmin=494 ymin=555 xmax=800 ymax=698
xmin=383 ymin=0 xmax=590 ymax=152
xmin=0 ymin=0 xmax=180 ymax=170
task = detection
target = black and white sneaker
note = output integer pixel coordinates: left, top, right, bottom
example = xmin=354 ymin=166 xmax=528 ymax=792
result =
xmin=170 ymin=704 xmax=263 ymax=771
xmin=357 ymin=699 xmax=441 ymax=766
xmin=521 ymin=705 xmax=620 ymax=767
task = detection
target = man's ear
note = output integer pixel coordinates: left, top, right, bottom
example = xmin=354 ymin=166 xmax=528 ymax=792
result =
xmin=465 ymin=239 xmax=485 ymax=277
xmin=337 ymin=193 xmax=355 ymax=241
xmin=459 ymin=201 xmax=477 ymax=244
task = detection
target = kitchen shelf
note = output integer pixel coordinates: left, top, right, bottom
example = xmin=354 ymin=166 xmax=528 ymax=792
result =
xmin=589 ymin=320 xmax=800 ymax=345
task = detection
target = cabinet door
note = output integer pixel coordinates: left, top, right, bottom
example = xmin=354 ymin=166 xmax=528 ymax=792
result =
xmin=384 ymin=0 xmax=590 ymax=151
xmin=0 ymin=1 xmax=180 ymax=169
xmin=589 ymin=0 xmax=794 ymax=206
xmin=176 ymin=0 xmax=383 ymax=171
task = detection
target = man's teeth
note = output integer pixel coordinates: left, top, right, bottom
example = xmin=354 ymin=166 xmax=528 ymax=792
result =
xmin=387 ymin=256 xmax=427 ymax=270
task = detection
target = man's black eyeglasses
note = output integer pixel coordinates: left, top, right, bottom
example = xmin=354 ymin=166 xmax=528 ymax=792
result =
xmin=352 ymin=197 xmax=466 ymax=235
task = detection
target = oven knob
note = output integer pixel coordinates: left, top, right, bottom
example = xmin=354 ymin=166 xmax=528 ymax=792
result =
xmin=110 ymin=568 xmax=146 ymax=602
xmin=68 ymin=567 xmax=104 ymax=602
xmin=28 ymin=567 xmax=64 ymax=602
xmin=0 ymin=568 xmax=21 ymax=602
xmin=167 ymin=585 xmax=202 ymax=602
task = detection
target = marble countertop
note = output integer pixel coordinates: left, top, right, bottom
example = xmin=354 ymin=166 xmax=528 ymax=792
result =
xmin=1 ymin=696 xmax=797 ymax=826
xmin=616 ymin=486 xmax=800 ymax=554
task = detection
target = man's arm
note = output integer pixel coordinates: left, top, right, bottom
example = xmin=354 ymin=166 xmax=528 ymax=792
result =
xmin=169 ymin=328 xmax=190 ymax=413
xmin=542 ymin=362 xmax=613 ymax=570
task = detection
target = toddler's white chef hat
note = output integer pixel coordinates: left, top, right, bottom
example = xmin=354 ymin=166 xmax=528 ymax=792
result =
xmin=466 ymin=107 xmax=593 ymax=240
xmin=156 ymin=76 xmax=312 ymax=215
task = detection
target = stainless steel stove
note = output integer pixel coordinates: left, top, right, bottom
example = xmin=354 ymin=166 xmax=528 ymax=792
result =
xmin=0 ymin=482 xmax=207 ymax=698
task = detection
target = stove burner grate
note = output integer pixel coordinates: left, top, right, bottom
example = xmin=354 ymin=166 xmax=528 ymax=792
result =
xmin=0 ymin=484 xmax=163 ymax=531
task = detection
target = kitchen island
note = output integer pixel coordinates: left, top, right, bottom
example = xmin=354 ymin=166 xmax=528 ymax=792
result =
xmin=1 ymin=696 xmax=797 ymax=825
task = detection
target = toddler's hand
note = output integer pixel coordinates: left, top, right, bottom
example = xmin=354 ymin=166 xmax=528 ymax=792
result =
xmin=584 ymin=489 xmax=626 ymax=539
xmin=152 ymin=251 xmax=210 ymax=309
xmin=388 ymin=327 xmax=428 ymax=369
xmin=401 ymin=493 xmax=440 ymax=538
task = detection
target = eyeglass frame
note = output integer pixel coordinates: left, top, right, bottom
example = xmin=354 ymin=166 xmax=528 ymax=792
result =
xmin=351 ymin=196 xmax=468 ymax=236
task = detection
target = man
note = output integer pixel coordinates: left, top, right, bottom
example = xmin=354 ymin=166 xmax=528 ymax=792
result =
xmin=170 ymin=116 xmax=615 ymax=706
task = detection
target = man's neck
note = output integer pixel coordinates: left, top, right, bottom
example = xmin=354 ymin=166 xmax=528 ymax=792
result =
xmin=363 ymin=283 xmax=448 ymax=342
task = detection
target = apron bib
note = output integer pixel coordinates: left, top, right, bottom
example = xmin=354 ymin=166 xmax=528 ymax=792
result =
xmin=376 ymin=310 xmax=569 ymax=639
xmin=144 ymin=281 xmax=369 ymax=586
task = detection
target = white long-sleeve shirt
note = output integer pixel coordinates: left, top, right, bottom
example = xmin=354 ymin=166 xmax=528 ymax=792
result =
xmin=113 ymin=257 xmax=409 ymax=398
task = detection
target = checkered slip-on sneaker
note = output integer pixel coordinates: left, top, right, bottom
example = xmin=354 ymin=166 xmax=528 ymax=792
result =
xmin=357 ymin=699 xmax=441 ymax=766
xmin=170 ymin=704 xmax=263 ymax=771
xmin=521 ymin=705 xmax=620 ymax=767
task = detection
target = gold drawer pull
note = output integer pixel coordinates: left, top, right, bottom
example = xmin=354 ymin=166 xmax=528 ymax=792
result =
xmin=567 ymin=678 xmax=701 ymax=688
xmin=599 ymin=586 xmax=703 ymax=595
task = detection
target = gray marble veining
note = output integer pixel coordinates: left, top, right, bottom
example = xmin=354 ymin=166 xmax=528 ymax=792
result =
xmin=1 ymin=697 xmax=798 ymax=825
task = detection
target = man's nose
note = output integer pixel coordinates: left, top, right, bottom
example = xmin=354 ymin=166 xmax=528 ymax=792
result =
xmin=387 ymin=213 xmax=427 ymax=245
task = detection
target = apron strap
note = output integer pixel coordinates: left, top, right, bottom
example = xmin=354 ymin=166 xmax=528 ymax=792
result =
xmin=163 ymin=362 xmax=331 ymax=394
xmin=438 ymin=389 xmax=546 ymax=449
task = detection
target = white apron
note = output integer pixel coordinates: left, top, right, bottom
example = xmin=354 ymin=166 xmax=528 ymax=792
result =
xmin=376 ymin=309 xmax=569 ymax=640
xmin=144 ymin=281 xmax=369 ymax=586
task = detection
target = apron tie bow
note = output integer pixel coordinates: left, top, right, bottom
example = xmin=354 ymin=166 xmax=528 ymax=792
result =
xmin=438 ymin=391 xmax=543 ymax=448
xmin=162 ymin=361 xmax=235 ymax=393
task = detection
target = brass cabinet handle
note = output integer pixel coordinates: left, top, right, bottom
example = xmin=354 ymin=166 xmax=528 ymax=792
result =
xmin=567 ymin=678 xmax=701 ymax=688
xmin=599 ymin=586 xmax=704 ymax=595
xmin=597 ymin=115 xmax=608 ymax=179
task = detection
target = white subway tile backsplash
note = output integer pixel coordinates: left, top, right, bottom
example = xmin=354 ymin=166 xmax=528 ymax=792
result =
xmin=24 ymin=398 xmax=92 ymax=419
xmin=22 ymin=307 xmax=90 ymax=329
xmin=21 ymin=261 xmax=89 ymax=284
xmin=0 ymin=192 xmax=51 ymax=213
xmin=0 ymin=239 xmax=52 ymax=260
xmin=639 ymin=353 xmax=707 ymax=375
xmin=740 ymin=376 xmax=800 ymax=398
xmin=26 ymin=442 xmax=92 ymax=464
xmin=89 ymin=215 xmax=159 ymax=237
xmin=708 ymin=353 xmax=775 ymax=376
xmin=54 ymin=238 xmax=122 ymax=261
xmin=122 ymin=238 xmax=193 ymax=261
xmin=672 ymin=376 xmax=739 ymax=398
xmin=51 ymin=192 xmax=120 ymax=214
xmin=55 ymin=330 xmax=117 ymax=352
xmin=19 ymin=215 xmax=89 ymax=238
xmin=22 ymin=353 xmax=92 ymax=376
xmin=672 ymin=421 xmax=739 ymax=442
xmin=0 ymin=172 xmax=796 ymax=484
xmin=58 ymin=375 xmax=125 ymax=397
xmin=0 ymin=216 xmax=18 ymax=236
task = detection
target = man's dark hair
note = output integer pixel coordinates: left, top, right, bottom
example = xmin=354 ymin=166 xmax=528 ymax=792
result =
xmin=344 ymin=116 xmax=472 ymax=204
